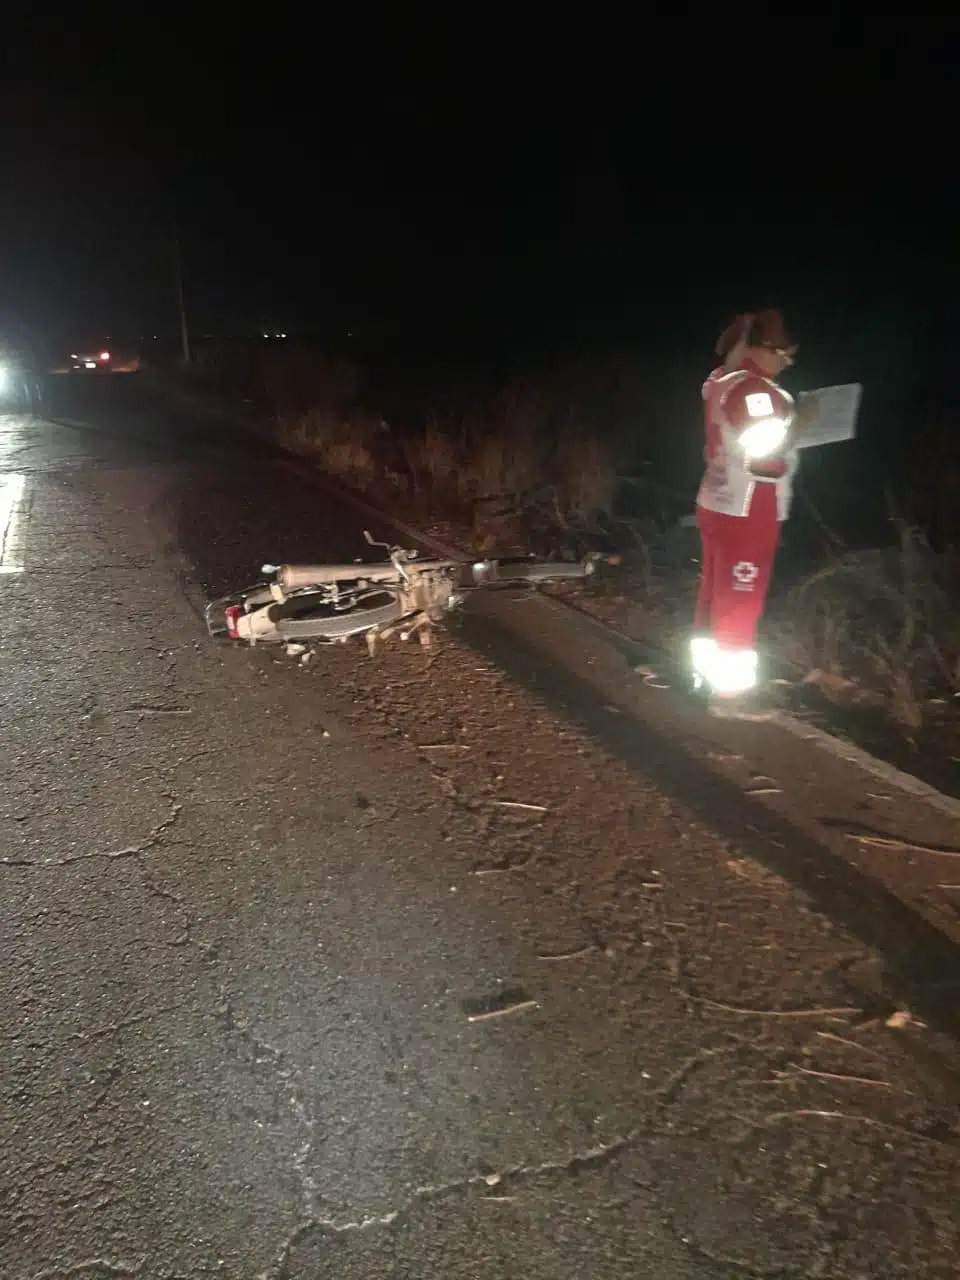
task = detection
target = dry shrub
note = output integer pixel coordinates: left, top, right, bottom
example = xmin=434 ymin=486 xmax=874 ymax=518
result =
xmin=464 ymin=379 xmax=553 ymax=500
xmin=554 ymin=426 xmax=615 ymax=524
xmin=276 ymin=360 xmax=619 ymax=546
xmin=253 ymin=347 xmax=358 ymax=418
xmin=464 ymin=433 xmax=507 ymax=499
xmin=289 ymin=407 xmax=339 ymax=451
xmin=906 ymin=417 xmax=960 ymax=549
xmin=459 ymin=427 xmax=542 ymax=504
xmin=284 ymin=410 xmax=379 ymax=491
xmin=498 ymin=382 xmax=551 ymax=438
xmin=773 ymin=522 xmax=960 ymax=733
xmin=322 ymin=439 xmax=377 ymax=490
xmin=502 ymin=430 xmax=544 ymax=497
xmin=404 ymin=421 xmax=460 ymax=498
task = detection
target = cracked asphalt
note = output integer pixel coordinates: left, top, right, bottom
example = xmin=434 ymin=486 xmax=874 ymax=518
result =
xmin=2 ymin=377 xmax=959 ymax=1279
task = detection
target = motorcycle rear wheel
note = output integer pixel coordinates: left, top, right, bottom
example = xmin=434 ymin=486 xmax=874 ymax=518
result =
xmin=272 ymin=591 xmax=405 ymax=642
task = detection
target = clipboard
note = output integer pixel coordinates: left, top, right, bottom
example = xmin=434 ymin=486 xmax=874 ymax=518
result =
xmin=795 ymin=383 xmax=862 ymax=449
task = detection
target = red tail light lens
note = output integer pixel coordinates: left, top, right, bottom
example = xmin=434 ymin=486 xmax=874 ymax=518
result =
xmin=99 ymin=351 xmax=111 ymax=362
xmin=225 ymin=605 xmax=242 ymax=638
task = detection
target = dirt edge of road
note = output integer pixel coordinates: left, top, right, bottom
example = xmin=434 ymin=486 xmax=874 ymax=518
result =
xmin=143 ymin=370 xmax=960 ymax=806
xmin=120 ymin=391 xmax=960 ymax=1050
xmin=277 ymin=445 xmax=960 ymax=824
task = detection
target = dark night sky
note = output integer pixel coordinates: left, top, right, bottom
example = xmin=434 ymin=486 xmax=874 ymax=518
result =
xmin=1 ymin=9 xmax=957 ymax=396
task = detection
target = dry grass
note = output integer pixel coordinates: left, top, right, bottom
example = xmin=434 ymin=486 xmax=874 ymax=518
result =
xmin=184 ymin=341 xmax=960 ymax=745
xmin=185 ymin=346 xmax=960 ymax=746
xmin=287 ymin=408 xmax=380 ymax=491
xmin=459 ymin=428 xmax=542 ymax=504
xmin=253 ymin=348 xmax=358 ymax=418
xmin=464 ymin=432 xmax=507 ymax=500
xmin=403 ymin=421 xmax=461 ymax=500
xmin=554 ymin=425 xmax=616 ymax=525
xmin=767 ymin=522 xmax=960 ymax=734
xmin=280 ymin=394 xmax=618 ymax=558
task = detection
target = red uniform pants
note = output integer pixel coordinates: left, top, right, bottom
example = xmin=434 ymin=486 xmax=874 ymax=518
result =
xmin=695 ymin=482 xmax=781 ymax=651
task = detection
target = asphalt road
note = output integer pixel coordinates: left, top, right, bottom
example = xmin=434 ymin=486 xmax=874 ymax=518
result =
xmin=2 ymin=376 xmax=959 ymax=1279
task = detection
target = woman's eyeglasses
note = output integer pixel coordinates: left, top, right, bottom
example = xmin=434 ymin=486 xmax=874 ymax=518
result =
xmin=762 ymin=344 xmax=797 ymax=365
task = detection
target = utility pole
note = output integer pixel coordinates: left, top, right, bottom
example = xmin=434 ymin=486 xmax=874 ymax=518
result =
xmin=173 ymin=224 xmax=191 ymax=364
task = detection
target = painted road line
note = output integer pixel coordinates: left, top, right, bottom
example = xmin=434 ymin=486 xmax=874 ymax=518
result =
xmin=0 ymin=472 xmax=26 ymax=574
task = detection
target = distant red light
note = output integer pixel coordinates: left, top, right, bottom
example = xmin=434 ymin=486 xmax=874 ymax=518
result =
xmin=99 ymin=351 xmax=111 ymax=362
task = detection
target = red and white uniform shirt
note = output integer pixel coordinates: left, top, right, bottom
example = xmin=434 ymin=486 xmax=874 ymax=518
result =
xmin=696 ymin=359 xmax=798 ymax=521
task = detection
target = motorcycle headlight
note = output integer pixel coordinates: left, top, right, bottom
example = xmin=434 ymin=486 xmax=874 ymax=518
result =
xmin=739 ymin=417 xmax=788 ymax=459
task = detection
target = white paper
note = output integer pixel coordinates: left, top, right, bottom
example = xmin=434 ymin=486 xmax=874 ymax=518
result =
xmin=795 ymin=383 xmax=862 ymax=449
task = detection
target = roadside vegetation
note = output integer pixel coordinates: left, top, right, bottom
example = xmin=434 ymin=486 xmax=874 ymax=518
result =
xmin=182 ymin=340 xmax=960 ymax=745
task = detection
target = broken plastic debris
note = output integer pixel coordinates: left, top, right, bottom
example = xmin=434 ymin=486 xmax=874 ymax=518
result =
xmin=285 ymin=642 xmax=308 ymax=657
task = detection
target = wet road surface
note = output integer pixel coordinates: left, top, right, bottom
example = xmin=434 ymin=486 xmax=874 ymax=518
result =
xmin=1 ymin=376 xmax=959 ymax=1278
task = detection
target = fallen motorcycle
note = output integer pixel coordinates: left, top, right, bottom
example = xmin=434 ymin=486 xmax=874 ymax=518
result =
xmin=206 ymin=531 xmax=605 ymax=654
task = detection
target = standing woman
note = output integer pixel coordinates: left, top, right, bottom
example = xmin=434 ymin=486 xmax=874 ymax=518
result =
xmin=693 ymin=309 xmax=804 ymax=718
